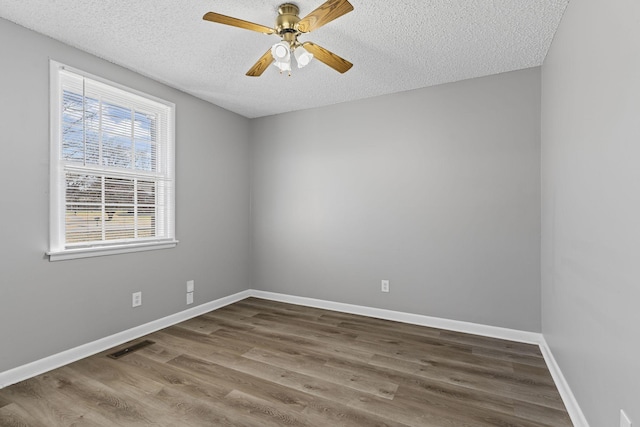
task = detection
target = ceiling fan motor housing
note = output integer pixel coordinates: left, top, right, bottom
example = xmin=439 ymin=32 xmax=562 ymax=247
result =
xmin=276 ymin=3 xmax=301 ymax=40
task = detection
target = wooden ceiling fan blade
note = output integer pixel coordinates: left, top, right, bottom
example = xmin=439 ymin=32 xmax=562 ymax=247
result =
xmin=303 ymin=42 xmax=353 ymax=73
xmin=203 ymin=12 xmax=274 ymax=35
xmin=246 ymin=48 xmax=275 ymax=77
xmin=297 ymin=0 xmax=354 ymax=33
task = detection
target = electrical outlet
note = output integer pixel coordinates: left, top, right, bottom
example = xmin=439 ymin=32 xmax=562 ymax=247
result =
xmin=186 ymin=280 xmax=195 ymax=293
xmin=186 ymin=292 xmax=194 ymax=305
xmin=381 ymin=280 xmax=390 ymax=293
xmin=132 ymin=291 xmax=142 ymax=308
xmin=621 ymin=410 xmax=632 ymax=427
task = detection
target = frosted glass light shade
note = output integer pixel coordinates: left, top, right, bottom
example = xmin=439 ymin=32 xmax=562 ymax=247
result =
xmin=271 ymin=41 xmax=290 ymax=61
xmin=294 ymin=46 xmax=313 ymax=68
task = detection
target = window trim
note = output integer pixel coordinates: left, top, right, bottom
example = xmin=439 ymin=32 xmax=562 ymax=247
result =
xmin=47 ymin=241 xmax=178 ymax=262
xmin=48 ymin=60 xmax=177 ymax=261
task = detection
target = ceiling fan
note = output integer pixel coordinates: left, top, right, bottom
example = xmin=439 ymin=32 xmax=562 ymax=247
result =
xmin=203 ymin=0 xmax=354 ymax=77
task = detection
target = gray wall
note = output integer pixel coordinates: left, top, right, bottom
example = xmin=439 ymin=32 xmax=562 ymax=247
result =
xmin=541 ymin=0 xmax=640 ymax=425
xmin=0 ymin=18 xmax=251 ymax=372
xmin=251 ymin=68 xmax=542 ymax=332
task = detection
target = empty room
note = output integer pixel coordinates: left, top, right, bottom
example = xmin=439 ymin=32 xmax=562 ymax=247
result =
xmin=0 ymin=0 xmax=637 ymax=426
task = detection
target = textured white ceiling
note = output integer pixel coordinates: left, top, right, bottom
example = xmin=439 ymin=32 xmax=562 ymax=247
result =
xmin=0 ymin=0 xmax=568 ymax=118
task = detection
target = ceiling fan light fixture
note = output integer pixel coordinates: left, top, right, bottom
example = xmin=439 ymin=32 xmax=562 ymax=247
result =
xmin=271 ymin=41 xmax=293 ymax=75
xmin=294 ymin=46 xmax=313 ymax=68
xmin=274 ymin=60 xmax=292 ymax=75
xmin=271 ymin=41 xmax=291 ymax=61
xmin=204 ymin=0 xmax=354 ymax=77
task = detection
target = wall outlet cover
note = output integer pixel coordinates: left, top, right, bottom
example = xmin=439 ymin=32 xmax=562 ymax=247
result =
xmin=381 ymin=280 xmax=390 ymax=293
xmin=187 ymin=280 xmax=195 ymax=293
xmin=186 ymin=292 xmax=194 ymax=305
xmin=132 ymin=291 xmax=142 ymax=308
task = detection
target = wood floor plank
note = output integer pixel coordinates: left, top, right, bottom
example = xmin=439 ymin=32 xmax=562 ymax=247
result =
xmin=237 ymin=298 xmax=333 ymax=321
xmin=327 ymin=346 xmax=567 ymax=425
xmin=0 ymin=393 xmax=11 ymax=408
xmin=241 ymin=347 xmax=399 ymax=400
xmin=40 ymin=366 xmax=157 ymax=426
xmin=0 ymin=374 xmax=117 ymax=426
xmin=335 ymin=318 xmax=544 ymax=359
xmin=116 ymin=353 xmax=283 ymax=426
xmin=352 ymin=330 xmax=518 ymax=374
xmin=223 ymin=389 xmax=316 ymax=427
xmin=368 ymin=353 xmax=565 ymax=411
xmin=391 ymin=385 xmax=555 ymax=427
xmin=515 ymin=400 xmax=574 ymax=426
xmin=212 ymin=323 xmax=376 ymax=363
xmin=156 ymin=327 xmax=254 ymax=357
xmin=471 ymin=346 xmax=548 ymax=368
xmin=172 ymin=315 xmax=223 ymax=335
xmin=167 ymin=353 xmax=409 ymax=427
xmin=0 ymin=297 xmax=572 ymax=426
xmin=127 ymin=333 xmax=406 ymax=426
xmin=253 ymin=312 xmax=361 ymax=341
xmin=0 ymin=403 xmax=49 ymax=427
xmin=63 ymin=356 xmax=221 ymax=427
xmin=196 ymin=350 xmax=477 ymax=427
xmin=438 ymin=330 xmax=544 ymax=357
xmin=318 ymin=312 xmax=444 ymax=337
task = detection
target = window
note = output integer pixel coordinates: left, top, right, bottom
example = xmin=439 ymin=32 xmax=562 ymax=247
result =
xmin=48 ymin=61 xmax=176 ymax=261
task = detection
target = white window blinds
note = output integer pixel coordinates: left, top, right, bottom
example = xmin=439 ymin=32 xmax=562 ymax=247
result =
xmin=49 ymin=62 xmax=176 ymax=260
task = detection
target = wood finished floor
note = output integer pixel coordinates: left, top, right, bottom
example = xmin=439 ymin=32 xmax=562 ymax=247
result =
xmin=0 ymin=298 xmax=572 ymax=426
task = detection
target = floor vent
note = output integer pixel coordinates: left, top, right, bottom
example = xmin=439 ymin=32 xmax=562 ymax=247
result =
xmin=107 ymin=340 xmax=155 ymax=359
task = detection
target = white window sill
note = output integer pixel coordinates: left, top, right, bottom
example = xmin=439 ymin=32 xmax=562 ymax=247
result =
xmin=47 ymin=240 xmax=178 ymax=261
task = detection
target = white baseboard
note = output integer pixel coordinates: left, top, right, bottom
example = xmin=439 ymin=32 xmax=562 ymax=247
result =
xmin=0 ymin=290 xmax=251 ymax=389
xmin=251 ymin=290 xmax=543 ymax=344
xmin=539 ymin=337 xmax=590 ymax=427
xmin=0 ymin=288 xmax=589 ymax=427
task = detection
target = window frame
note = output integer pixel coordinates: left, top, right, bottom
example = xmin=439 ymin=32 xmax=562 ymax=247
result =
xmin=48 ymin=61 xmax=177 ymax=261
